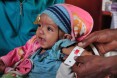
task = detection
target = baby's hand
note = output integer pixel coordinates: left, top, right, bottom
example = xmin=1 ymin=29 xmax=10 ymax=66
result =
xmin=81 ymin=50 xmax=93 ymax=56
xmin=62 ymin=46 xmax=93 ymax=62
xmin=62 ymin=45 xmax=92 ymax=56
xmin=62 ymin=45 xmax=76 ymax=55
xmin=0 ymin=59 xmax=5 ymax=73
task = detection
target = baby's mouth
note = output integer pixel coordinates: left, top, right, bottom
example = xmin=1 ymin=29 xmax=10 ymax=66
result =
xmin=38 ymin=37 xmax=46 ymax=44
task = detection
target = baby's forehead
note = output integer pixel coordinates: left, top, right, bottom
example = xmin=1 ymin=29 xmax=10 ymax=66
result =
xmin=40 ymin=13 xmax=57 ymax=26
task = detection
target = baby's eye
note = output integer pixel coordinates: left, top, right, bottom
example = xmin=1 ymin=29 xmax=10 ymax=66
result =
xmin=47 ymin=26 xmax=53 ymax=31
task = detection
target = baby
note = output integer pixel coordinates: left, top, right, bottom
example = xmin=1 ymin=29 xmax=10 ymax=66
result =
xmin=0 ymin=4 xmax=93 ymax=78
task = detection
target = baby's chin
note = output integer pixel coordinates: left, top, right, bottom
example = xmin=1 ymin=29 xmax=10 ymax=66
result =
xmin=39 ymin=42 xmax=55 ymax=49
xmin=40 ymin=45 xmax=52 ymax=50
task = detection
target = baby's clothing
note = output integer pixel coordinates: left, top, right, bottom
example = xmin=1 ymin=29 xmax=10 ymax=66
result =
xmin=1 ymin=36 xmax=39 ymax=76
xmin=28 ymin=47 xmax=60 ymax=77
xmin=28 ymin=38 xmax=76 ymax=78
xmin=0 ymin=35 xmax=76 ymax=78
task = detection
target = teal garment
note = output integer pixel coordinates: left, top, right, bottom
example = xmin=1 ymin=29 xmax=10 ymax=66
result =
xmin=28 ymin=39 xmax=76 ymax=78
xmin=0 ymin=0 xmax=64 ymax=56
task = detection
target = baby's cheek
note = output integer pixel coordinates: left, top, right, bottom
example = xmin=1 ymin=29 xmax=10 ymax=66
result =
xmin=81 ymin=50 xmax=93 ymax=56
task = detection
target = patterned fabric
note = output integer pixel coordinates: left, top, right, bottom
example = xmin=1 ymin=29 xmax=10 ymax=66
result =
xmin=0 ymin=35 xmax=40 ymax=75
xmin=34 ymin=4 xmax=93 ymax=41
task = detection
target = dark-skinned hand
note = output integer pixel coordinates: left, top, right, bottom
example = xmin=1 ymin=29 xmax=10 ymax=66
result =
xmin=72 ymin=55 xmax=117 ymax=78
xmin=78 ymin=29 xmax=117 ymax=54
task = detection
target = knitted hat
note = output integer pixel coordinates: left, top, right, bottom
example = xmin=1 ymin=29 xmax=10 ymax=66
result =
xmin=34 ymin=4 xmax=93 ymax=41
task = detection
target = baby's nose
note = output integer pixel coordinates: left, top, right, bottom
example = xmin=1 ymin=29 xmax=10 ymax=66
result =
xmin=39 ymin=29 xmax=44 ymax=34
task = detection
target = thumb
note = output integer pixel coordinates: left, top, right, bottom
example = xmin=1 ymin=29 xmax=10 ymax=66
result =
xmin=74 ymin=56 xmax=92 ymax=63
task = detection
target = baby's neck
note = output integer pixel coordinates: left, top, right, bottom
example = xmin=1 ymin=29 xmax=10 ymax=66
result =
xmin=40 ymin=49 xmax=45 ymax=54
xmin=40 ymin=48 xmax=50 ymax=54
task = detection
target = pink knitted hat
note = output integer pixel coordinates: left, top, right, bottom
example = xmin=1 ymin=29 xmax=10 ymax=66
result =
xmin=59 ymin=4 xmax=93 ymax=41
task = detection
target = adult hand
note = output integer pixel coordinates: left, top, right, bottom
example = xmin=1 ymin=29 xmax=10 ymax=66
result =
xmin=72 ymin=55 xmax=117 ymax=78
xmin=78 ymin=29 xmax=117 ymax=54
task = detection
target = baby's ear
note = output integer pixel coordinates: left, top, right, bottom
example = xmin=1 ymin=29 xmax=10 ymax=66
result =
xmin=63 ymin=34 xmax=72 ymax=40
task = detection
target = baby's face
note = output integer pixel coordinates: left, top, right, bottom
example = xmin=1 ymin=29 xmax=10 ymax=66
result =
xmin=36 ymin=13 xmax=65 ymax=49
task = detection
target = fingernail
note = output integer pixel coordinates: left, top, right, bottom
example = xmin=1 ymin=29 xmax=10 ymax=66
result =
xmin=78 ymin=42 xmax=85 ymax=47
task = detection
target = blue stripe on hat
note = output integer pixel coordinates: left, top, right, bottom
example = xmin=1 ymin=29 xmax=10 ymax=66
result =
xmin=42 ymin=5 xmax=71 ymax=34
xmin=54 ymin=6 xmax=71 ymax=32
xmin=54 ymin=6 xmax=71 ymax=27
xmin=47 ymin=7 xmax=71 ymax=33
